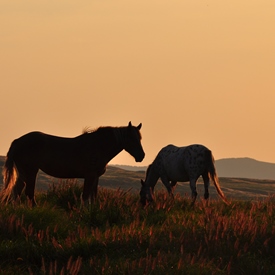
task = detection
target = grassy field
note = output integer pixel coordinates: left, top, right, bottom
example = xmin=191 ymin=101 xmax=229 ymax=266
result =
xmin=0 ymin=159 xmax=275 ymax=274
xmin=0 ymin=180 xmax=274 ymax=274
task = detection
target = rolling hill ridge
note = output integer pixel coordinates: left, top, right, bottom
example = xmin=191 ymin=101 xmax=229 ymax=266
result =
xmin=215 ymin=157 xmax=275 ymax=180
xmin=113 ymin=157 xmax=275 ymax=180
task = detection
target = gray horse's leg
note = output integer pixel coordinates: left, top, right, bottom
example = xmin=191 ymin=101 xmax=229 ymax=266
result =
xmin=202 ymin=172 xmax=210 ymax=199
xmin=189 ymin=179 xmax=198 ymax=204
xmin=170 ymin=181 xmax=177 ymax=187
xmin=170 ymin=181 xmax=177 ymax=193
xmin=160 ymin=176 xmax=173 ymax=195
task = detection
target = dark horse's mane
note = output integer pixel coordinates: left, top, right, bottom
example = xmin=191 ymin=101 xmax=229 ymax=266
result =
xmin=82 ymin=126 xmax=109 ymax=135
xmin=82 ymin=126 xmax=142 ymax=139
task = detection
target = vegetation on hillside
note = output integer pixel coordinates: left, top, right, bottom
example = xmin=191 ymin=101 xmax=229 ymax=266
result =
xmin=0 ymin=181 xmax=274 ymax=274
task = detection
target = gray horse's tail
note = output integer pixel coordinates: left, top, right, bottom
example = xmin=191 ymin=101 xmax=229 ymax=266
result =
xmin=1 ymin=143 xmax=17 ymax=204
xmin=206 ymin=150 xmax=230 ymax=205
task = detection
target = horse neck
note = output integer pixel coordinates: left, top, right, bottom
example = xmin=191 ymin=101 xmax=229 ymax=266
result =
xmin=94 ymin=128 xmax=124 ymax=163
xmin=145 ymin=164 xmax=159 ymax=189
xmin=112 ymin=126 xmax=132 ymax=152
xmin=113 ymin=127 xmax=126 ymax=146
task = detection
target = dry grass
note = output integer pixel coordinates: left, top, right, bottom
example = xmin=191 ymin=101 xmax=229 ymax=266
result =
xmin=0 ymin=181 xmax=274 ymax=274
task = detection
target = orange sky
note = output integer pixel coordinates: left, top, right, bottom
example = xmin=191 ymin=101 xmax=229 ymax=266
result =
xmin=1 ymin=0 xmax=275 ymax=166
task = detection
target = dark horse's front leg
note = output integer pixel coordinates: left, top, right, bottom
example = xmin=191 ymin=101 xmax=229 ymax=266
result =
xmin=82 ymin=176 xmax=99 ymax=206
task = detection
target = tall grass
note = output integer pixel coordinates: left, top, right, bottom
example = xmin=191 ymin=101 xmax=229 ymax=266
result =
xmin=0 ymin=180 xmax=274 ymax=274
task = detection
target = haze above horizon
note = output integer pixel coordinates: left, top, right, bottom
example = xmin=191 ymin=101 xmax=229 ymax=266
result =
xmin=1 ymin=1 xmax=275 ymax=166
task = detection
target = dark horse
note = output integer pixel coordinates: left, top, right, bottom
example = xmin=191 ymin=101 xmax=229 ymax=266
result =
xmin=1 ymin=122 xmax=145 ymax=206
xmin=140 ymin=144 xmax=229 ymax=206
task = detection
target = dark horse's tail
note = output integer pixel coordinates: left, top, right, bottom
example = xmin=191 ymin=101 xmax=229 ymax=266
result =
xmin=206 ymin=149 xmax=230 ymax=205
xmin=1 ymin=142 xmax=17 ymax=204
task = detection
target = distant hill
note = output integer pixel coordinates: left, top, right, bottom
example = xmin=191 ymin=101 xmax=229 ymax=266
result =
xmin=111 ymin=164 xmax=147 ymax=171
xmin=113 ymin=157 xmax=275 ymax=180
xmin=215 ymin=158 xmax=275 ymax=180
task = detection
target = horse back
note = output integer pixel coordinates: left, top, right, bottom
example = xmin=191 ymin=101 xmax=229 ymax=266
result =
xmin=157 ymin=144 xmax=211 ymax=181
xmin=8 ymin=132 xmax=100 ymax=178
xmin=156 ymin=145 xmax=189 ymax=181
xmin=11 ymin=132 xmax=83 ymax=157
xmin=181 ymin=144 xmax=213 ymax=175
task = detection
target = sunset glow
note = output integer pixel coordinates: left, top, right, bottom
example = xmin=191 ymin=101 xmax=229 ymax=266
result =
xmin=1 ymin=0 xmax=275 ymax=166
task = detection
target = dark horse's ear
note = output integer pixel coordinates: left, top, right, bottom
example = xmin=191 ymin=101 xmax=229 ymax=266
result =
xmin=141 ymin=179 xmax=145 ymax=186
xmin=137 ymin=123 xmax=142 ymax=130
xmin=128 ymin=121 xmax=132 ymax=127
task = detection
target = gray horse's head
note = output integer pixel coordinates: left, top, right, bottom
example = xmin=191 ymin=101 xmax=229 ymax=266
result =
xmin=140 ymin=179 xmax=154 ymax=206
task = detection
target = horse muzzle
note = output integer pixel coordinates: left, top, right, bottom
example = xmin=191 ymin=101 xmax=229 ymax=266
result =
xmin=135 ymin=152 xmax=145 ymax=162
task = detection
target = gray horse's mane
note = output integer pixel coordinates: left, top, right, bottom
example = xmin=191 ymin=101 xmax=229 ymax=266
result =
xmin=145 ymin=164 xmax=153 ymax=179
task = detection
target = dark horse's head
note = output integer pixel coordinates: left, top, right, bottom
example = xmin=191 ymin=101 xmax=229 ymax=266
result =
xmin=123 ymin=122 xmax=145 ymax=162
xmin=140 ymin=179 xmax=154 ymax=206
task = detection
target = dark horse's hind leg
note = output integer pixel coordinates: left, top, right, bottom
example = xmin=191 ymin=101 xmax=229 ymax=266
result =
xmin=13 ymin=176 xmax=25 ymax=201
xmin=202 ymin=172 xmax=210 ymax=200
xmin=24 ymin=170 xmax=38 ymax=207
xmin=82 ymin=176 xmax=99 ymax=205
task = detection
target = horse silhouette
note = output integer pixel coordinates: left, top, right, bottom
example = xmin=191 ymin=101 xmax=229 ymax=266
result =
xmin=140 ymin=144 xmax=229 ymax=205
xmin=1 ymin=122 xmax=145 ymax=206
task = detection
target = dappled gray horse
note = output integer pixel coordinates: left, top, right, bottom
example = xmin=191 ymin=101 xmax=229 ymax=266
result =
xmin=140 ymin=144 xmax=229 ymax=205
xmin=1 ymin=122 xmax=145 ymax=206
